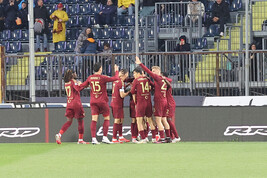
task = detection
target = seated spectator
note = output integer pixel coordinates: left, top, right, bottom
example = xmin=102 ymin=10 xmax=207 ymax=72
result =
xmin=117 ymin=0 xmax=135 ymax=16
xmin=94 ymin=0 xmax=116 ymax=28
xmin=34 ymin=0 xmax=51 ymax=52
xmin=206 ymin=0 xmax=230 ymax=37
xmin=174 ymin=35 xmax=191 ymax=82
xmin=140 ymin=0 xmax=155 ymax=17
xmin=5 ymin=0 xmax=19 ymax=30
xmin=50 ymin=3 xmax=69 ymax=50
xmin=187 ymin=0 xmax=205 ymax=24
xmin=17 ymin=1 xmax=28 ymax=29
xmin=0 ymin=0 xmax=5 ymax=31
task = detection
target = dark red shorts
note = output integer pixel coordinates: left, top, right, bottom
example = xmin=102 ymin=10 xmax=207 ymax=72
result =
xmin=90 ymin=102 xmax=110 ymax=117
xmin=135 ymin=100 xmax=152 ymax=118
xmin=111 ymin=106 xmax=124 ymax=118
xmin=167 ymin=105 xmax=176 ymax=118
xmin=65 ymin=105 xmax=85 ymax=119
xmin=129 ymin=100 xmax=136 ymax=118
xmin=153 ymin=100 xmax=167 ymax=117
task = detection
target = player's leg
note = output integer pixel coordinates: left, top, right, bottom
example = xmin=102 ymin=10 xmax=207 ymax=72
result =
xmin=136 ymin=117 xmax=146 ymax=143
xmin=112 ymin=118 xmax=120 ymax=143
xmin=168 ymin=116 xmax=181 ymax=143
xmin=131 ymin=118 xmax=138 ymax=142
xmin=118 ymin=118 xmax=130 ymax=143
xmin=77 ymin=118 xmax=89 ymax=144
xmin=147 ymin=117 xmax=157 ymax=142
xmin=55 ymin=117 xmax=73 ymax=144
xmin=91 ymin=114 xmax=100 ymax=144
xmin=102 ymin=115 xmax=112 ymax=144
xmin=155 ymin=116 xmax=166 ymax=142
xmin=162 ymin=117 xmax=171 ymax=142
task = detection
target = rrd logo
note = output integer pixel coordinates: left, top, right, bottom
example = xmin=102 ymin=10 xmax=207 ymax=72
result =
xmin=0 ymin=128 xmax=40 ymax=138
xmin=224 ymin=126 xmax=267 ymax=136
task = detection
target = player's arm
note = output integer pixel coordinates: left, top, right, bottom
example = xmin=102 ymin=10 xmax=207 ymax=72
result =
xmin=79 ymin=79 xmax=90 ymax=88
xmin=103 ymin=65 xmax=120 ymax=82
xmin=135 ymin=56 xmax=159 ymax=81
xmin=132 ymin=94 xmax=136 ymax=104
xmin=120 ymin=90 xmax=130 ymax=98
xmin=73 ymin=80 xmax=85 ymax=92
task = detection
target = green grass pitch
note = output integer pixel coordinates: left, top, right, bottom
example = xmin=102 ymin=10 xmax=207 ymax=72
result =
xmin=1 ymin=142 xmax=267 ymax=178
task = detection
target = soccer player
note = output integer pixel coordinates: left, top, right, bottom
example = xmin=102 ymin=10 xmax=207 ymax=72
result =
xmin=80 ymin=63 xmax=119 ymax=144
xmin=111 ymin=69 xmax=131 ymax=143
xmin=55 ymin=70 xmax=89 ymax=144
xmin=162 ymin=72 xmax=181 ymax=143
xmin=130 ymin=67 xmax=154 ymax=143
xmin=136 ymin=56 xmax=171 ymax=143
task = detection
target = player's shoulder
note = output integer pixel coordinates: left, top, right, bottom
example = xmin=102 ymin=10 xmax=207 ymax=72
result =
xmin=89 ymin=74 xmax=101 ymax=80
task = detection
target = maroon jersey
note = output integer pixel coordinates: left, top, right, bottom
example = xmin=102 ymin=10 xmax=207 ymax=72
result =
xmin=80 ymin=71 xmax=119 ymax=104
xmin=140 ymin=63 xmax=167 ymax=101
xmin=166 ymin=77 xmax=176 ymax=108
xmin=65 ymin=80 xmax=83 ymax=108
xmin=110 ymin=79 xmax=124 ymax=108
xmin=130 ymin=76 xmax=151 ymax=103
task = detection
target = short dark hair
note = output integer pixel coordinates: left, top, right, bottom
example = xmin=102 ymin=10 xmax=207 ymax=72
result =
xmin=161 ymin=72 xmax=168 ymax=77
xmin=64 ymin=69 xmax=74 ymax=83
xmin=93 ymin=62 xmax=102 ymax=72
xmin=103 ymin=42 xmax=110 ymax=48
xmin=133 ymin=67 xmax=143 ymax=74
xmin=120 ymin=69 xmax=128 ymax=75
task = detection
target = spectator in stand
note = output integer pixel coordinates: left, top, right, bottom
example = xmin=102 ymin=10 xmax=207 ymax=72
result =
xmin=0 ymin=0 xmax=5 ymax=32
xmin=17 ymin=1 xmax=28 ymax=29
xmin=249 ymin=43 xmax=258 ymax=81
xmin=187 ymin=0 xmax=205 ymax=24
xmin=117 ymin=0 xmax=135 ymax=16
xmin=206 ymin=0 xmax=230 ymax=37
xmin=140 ymin=0 xmax=155 ymax=17
xmin=74 ymin=27 xmax=92 ymax=74
xmin=100 ymin=42 xmax=113 ymax=76
xmin=50 ymin=3 xmax=69 ymax=50
xmin=34 ymin=0 xmax=51 ymax=52
xmin=94 ymin=0 xmax=116 ymax=28
xmin=5 ymin=0 xmax=19 ymax=30
xmin=174 ymin=35 xmax=191 ymax=82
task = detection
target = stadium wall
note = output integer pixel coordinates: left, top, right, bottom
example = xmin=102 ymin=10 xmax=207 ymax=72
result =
xmin=1 ymin=106 xmax=267 ymax=143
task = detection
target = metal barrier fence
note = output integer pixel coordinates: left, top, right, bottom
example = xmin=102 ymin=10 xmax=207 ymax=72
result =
xmin=2 ymin=51 xmax=267 ymax=102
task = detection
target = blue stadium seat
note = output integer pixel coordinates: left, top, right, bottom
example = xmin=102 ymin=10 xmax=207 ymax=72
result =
xmin=139 ymin=29 xmax=144 ymax=38
xmin=66 ymin=16 xmax=78 ymax=27
xmin=67 ymin=0 xmax=78 ymax=4
xmin=92 ymin=28 xmax=102 ymax=39
xmin=52 ymin=66 xmax=59 ymax=79
xmin=160 ymin=14 xmax=171 ymax=26
xmin=101 ymin=28 xmax=111 ymax=39
xmin=172 ymin=14 xmax=184 ymax=25
xmin=65 ymin=41 xmax=76 ymax=52
xmin=10 ymin=29 xmax=22 ymax=41
xmin=6 ymin=42 xmax=22 ymax=53
xmin=122 ymin=27 xmax=134 ymax=39
xmin=204 ymin=24 xmax=220 ymax=37
xmin=79 ymin=4 xmax=91 ymax=15
xmin=77 ymin=16 xmax=90 ymax=27
xmin=35 ymin=66 xmax=41 ymax=79
xmin=139 ymin=40 xmax=144 ymax=51
xmin=122 ymin=41 xmax=132 ymax=52
xmin=66 ymin=28 xmax=78 ymax=40
xmin=2 ymin=30 xmax=10 ymax=41
xmin=99 ymin=40 xmax=112 ymax=51
xmin=206 ymin=1 xmax=214 ymax=12
xmin=90 ymin=3 xmax=102 ymax=15
xmin=194 ymin=38 xmax=203 ymax=49
xmin=202 ymin=38 xmax=208 ymax=49
xmin=111 ymin=28 xmax=123 ymax=39
xmin=112 ymin=40 xmax=122 ymax=52
xmin=124 ymin=15 xmax=135 ymax=26
xmin=67 ymin=4 xmax=79 ymax=16
xmin=89 ymin=16 xmax=96 ymax=26
xmin=63 ymin=56 xmax=75 ymax=65
xmin=230 ymin=0 xmax=242 ymax=11
xmin=53 ymin=41 xmax=66 ymax=53
xmin=40 ymin=66 xmax=47 ymax=79
xmin=48 ymin=5 xmax=56 ymax=15
xmin=148 ymin=28 xmax=154 ymax=39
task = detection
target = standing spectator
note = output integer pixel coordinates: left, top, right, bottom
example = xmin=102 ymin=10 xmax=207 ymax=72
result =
xmin=174 ymin=35 xmax=191 ymax=82
xmin=17 ymin=1 xmax=28 ymax=29
xmin=34 ymin=0 xmax=51 ymax=52
xmin=100 ymin=42 xmax=112 ymax=76
xmin=0 ymin=0 xmax=5 ymax=32
xmin=94 ymin=0 xmax=116 ymax=28
xmin=80 ymin=33 xmax=99 ymax=79
xmin=206 ymin=0 xmax=230 ymax=37
xmin=50 ymin=3 xmax=69 ymax=50
xmin=117 ymin=0 xmax=135 ymax=16
xmin=5 ymin=0 xmax=19 ymax=30
xmin=249 ymin=43 xmax=258 ymax=81
xmin=187 ymin=0 xmax=205 ymax=24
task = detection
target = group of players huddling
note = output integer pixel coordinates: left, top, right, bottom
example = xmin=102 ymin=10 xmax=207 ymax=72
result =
xmin=55 ymin=56 xmax=181 ymax=144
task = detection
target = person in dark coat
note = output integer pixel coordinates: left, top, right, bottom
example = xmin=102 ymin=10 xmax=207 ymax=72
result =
xmin=94 ymin=0 xmax=117 ymax=28
xmin=17 ymin=1 xmax=28 ymax=29
xmin=0 ymin=0 xmax=6 ymax=31
xmin=206 ymin=0 xmax=230 ymax=37
xmin=175 ymin=35 xmax=191 ymax=82
xmin=5 ymin=0 xmax=19 ymax=30
xmin=34 ymin=0 xmax=51 ymax=52
xmin=249 ymin=43 xmax=258 ymax=81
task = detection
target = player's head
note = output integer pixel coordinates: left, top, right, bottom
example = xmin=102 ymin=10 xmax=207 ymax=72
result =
xmin=133 ymin=67 xmax=143 ymax=79
xmin=93 ymin=62 xmax=102 ymax=73
xmin=161 ymin=72 xmax=168 ymax=77
xmin=119 ymin=69 xmax=129 ymax=80
xmin=152 ymin=66 xmax=161 ymax=76
xmin=64 ymin=69 xmax=74 ymax=83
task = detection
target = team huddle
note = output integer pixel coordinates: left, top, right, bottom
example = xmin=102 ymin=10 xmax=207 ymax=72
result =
xmin=55 ymin=56 xmax=181 ymax=144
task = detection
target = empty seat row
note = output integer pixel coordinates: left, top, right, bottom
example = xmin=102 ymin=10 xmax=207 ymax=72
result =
xmin=0 ymin=30 xmax=28 ymax=41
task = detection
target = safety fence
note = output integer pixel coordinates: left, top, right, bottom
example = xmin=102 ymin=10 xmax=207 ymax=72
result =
xmin=2 ymin=50 xmax=267 ymax=102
